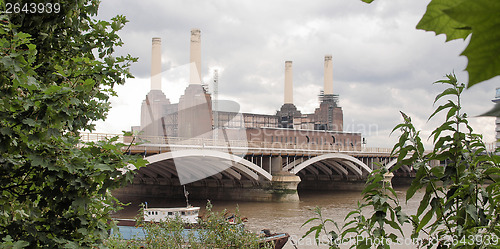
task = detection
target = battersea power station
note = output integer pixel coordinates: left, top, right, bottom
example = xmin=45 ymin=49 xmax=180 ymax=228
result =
xmin=132 ymin=29 xmax=362 ymax=150
xmin=114 ymin=29 xmax=388 ymax=201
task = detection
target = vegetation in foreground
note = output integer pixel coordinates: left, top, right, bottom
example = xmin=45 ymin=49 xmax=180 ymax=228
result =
xmin=303 ymin=0 xmax=500 ymax=247
xmin=2 ymin=0 xmax=499 ymax=248
xmin=0 ymin=0 xmax=146 ymax=247
xmin=105 ymin=202 xmax=275 ymax=249
xmin=303 ymin=75 xmax=500 ymax=248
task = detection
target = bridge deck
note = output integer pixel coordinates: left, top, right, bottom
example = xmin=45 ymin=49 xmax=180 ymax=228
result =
xmin=80 ymin=132 xmax=394 ymax=157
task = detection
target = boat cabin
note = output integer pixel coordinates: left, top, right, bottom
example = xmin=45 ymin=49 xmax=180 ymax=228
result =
xmin=144 ymin=206 xmax=200 ymax=224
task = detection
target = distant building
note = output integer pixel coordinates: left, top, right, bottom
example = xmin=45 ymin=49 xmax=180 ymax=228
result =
xmin=133 ymin=30 xmax=362 ymax=150
xmin=494 ymin=87 xmax=500 ymax=149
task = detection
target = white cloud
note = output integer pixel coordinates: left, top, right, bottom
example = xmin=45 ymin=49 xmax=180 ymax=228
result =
xmin=95 ymin=0 xmax=499 ymax=148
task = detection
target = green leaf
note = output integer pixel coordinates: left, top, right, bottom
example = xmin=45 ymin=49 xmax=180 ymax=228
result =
xmin=386 ymin=219 xmax=403 ymax=235
xmin=417 ymin=185 xmax=433 ymax=217
xmin=22 ymin=118 xmax=37 ymax=127
xmin=465 ymin=204 xmax=479 ymax=223
xmin=345 ymin=210 xmax=360 ymax=220
xmin=416 ymin=208 xmax=434 ymax=234
xmin=407 ymin=167 xmax=426 ymax=201
xmin=428 ymin=101 xmax=455 ymax=121
xmin=444 ymin=0 xmax=500 ymax=87
xmin=362 ymin=181 xmax=382 ymax=195
xmin=341 ymin=228 xmax=358 ymax=238
xmin=357 ymin=241 xmax=371 ymax=249
xmin=416 ymin=0 xmax=471 ymax=41
xmin=445 ymin=105 xmax=457 ymax=121
xmin=396 ymin=208 xmax=409 ymax=225
xmin=28 ymin=155 xmax=45 ymax=167
xmin=12 ymin=240 xmax=30 ymax=249
xmin=433 ymin=86 xmax=458 ymax=104
xmin=301 ymin=217 xmax=319 ymax=227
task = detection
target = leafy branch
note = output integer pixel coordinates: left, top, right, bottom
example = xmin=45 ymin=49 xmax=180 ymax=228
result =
xmin=303 ymin=74 xmax=500 ymax=248
xmin=362 ymin=0 xmax=500 ymax=88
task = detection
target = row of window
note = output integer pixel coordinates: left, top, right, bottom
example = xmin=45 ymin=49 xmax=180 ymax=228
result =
xmin=147 ymin=210 xmax=198 ymax=216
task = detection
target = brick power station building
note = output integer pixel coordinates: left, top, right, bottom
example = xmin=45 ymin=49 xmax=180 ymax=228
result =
xmin=132 ymin=29 xmax=362 ymax=150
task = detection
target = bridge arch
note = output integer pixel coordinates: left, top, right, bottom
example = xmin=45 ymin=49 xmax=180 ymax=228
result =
xmin=289 ymin=153 xmax=372 ymax=178
xmin=134 ymin=149 xmax=273 ymax=184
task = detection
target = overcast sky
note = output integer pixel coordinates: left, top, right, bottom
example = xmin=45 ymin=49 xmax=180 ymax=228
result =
xmin=94 ymin=0 xmax=498 ymax=149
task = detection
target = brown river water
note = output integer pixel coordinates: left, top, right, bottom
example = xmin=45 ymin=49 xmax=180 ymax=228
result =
xmin=114 ymin=187 xmax=424 ymax=249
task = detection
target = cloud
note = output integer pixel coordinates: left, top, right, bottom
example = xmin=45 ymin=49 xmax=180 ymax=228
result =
xmin=94 ymin=0 xmax=499 ymax=148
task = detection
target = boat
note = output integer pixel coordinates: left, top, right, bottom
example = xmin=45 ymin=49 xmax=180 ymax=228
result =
xmin=111 ymin=188 xmax=288 ymax=248
xmin=114 ymin=205 xmax=200 ymax=227
xmin=143 ymin=205 xmax=200 ymax=224
xmin=112 ymin=209 xmax=288 ymax=249
xmin=259 ymin=229 xmax=290 ymax=249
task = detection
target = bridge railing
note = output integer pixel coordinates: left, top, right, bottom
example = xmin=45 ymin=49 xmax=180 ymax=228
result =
xmin=80 ymin=133 xmax=369 ymax=152
xmin=79 ymin=132 xmax=122 ymax=143
xmin=77 ymin=132 xmax=394 ymax=153
xmin=79 ymin=132 xmax=496 ymax=154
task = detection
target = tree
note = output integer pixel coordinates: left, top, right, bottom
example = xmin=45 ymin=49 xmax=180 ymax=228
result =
xmin=302 ymin=1 xmax=500 ymax=247
xmin=362 ymin=0 xmax=500 ymax=117
xmin=0 ymin=0 xmax=146 ymax=247
xmin=363 ymin=0 xmax=500 ymax=89
xmin=303 ymin=75 xmax=500 ymax=248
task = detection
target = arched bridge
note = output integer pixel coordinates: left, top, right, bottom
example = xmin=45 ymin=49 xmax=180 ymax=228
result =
xmin=136 ymin=149 xmax=273 ymax=185
xmin=132 ymin=150 xmax=376 ymax=185
xmin=82 ymin=133 xmax=415 ymax=201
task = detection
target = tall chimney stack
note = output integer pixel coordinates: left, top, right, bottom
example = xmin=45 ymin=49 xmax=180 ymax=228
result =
xmin=324 ymin=55 xmax=333 ymax=95
xmin=151 ymin=37 xmax=162 ymax=90
xmin=189 ymin=29 xmax=202 ymax=84
xmin=284 ymin=61 xmax=293 ymax=104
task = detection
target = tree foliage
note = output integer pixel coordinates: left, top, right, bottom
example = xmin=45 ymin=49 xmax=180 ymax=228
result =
xmin=303 ymin=1 xmax=500 ymax=248
xmin=392 ymin=75 xmax=500 ymax=248
xmin=303 ymin=75 xmax=500 ymax=248
xmin=0 ymin=0 xmax=146 ymax=247
xmin=364 ymin=0 xmax=500 ymax=89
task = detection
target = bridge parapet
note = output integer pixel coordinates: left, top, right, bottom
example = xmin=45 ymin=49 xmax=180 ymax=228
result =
xmin=79 ymin=132 xmax=396 ymax=155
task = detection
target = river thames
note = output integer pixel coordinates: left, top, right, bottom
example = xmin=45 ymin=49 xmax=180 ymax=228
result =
xmin=114 ymin=186 xmax=423 ymax=249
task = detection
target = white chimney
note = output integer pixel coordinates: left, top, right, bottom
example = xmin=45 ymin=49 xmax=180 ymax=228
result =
xmin=324 ymin=55 xmax=333 ymax=95
xmin=284 ymin=61 xmax=293 ymax=104
xmin=189 ymin=29 xmax=202 ymax=84
xmin=151 ymin=37 xmax=162 ymax=90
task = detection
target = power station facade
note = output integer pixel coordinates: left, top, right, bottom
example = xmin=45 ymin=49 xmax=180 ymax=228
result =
xmin=132 ymin=29 xmax=362 ymax=150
